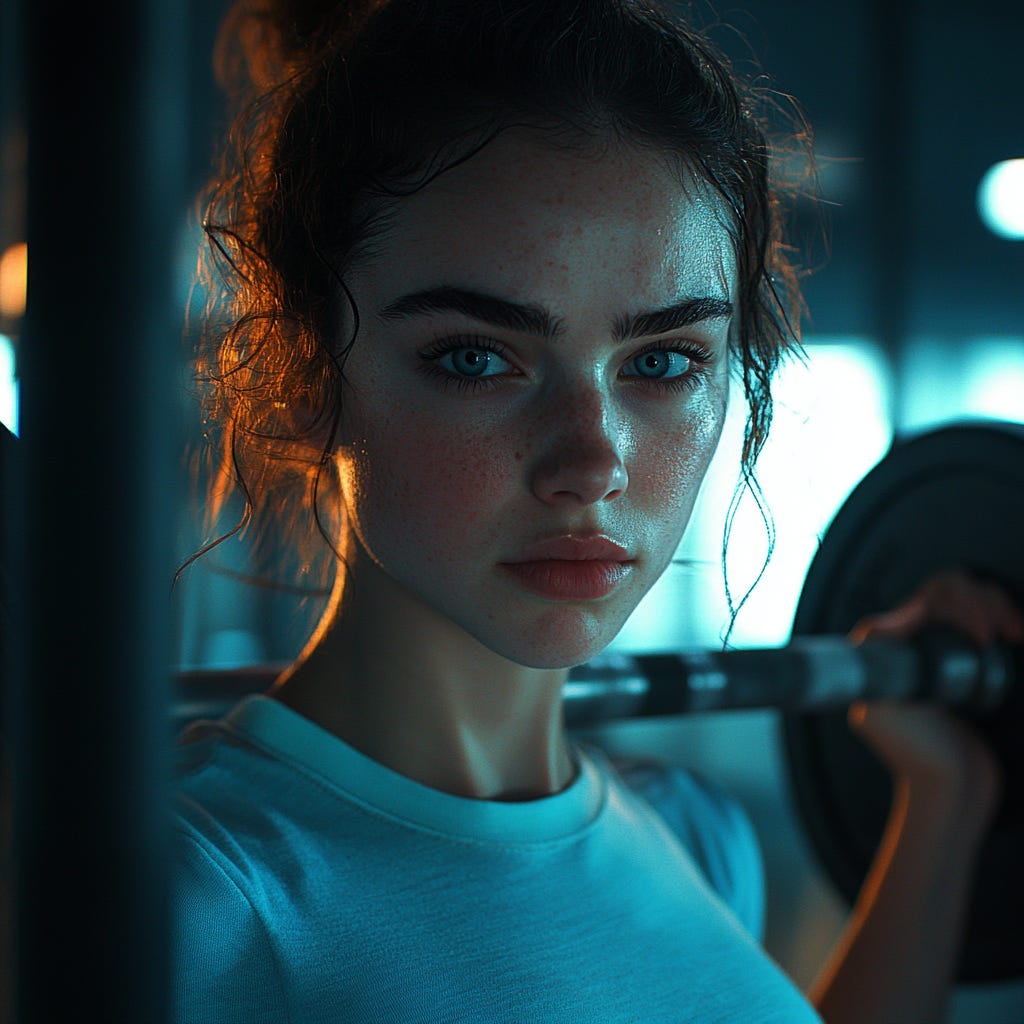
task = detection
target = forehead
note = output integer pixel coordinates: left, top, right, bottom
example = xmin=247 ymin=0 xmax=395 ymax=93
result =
xmin=356 ymin=131 xmax=737 ymax=310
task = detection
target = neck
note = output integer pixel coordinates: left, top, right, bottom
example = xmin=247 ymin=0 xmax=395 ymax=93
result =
xmin=271 ymin=551 xmax=576 ymax=801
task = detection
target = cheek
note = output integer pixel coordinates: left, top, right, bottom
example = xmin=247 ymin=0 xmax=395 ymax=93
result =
xmin=631 ymin=391 xmax=726 ymax=522
xmin=339 ymin=404 xmax=516 ymax=556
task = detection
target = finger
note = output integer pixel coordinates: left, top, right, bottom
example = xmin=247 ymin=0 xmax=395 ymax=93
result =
xmin=976 ymin=579 xmax=1024 ymax=644
xmin=918 ymin=577 xmax=1021 ymax=647
xmin=915 ymin=571 xmax=996 ymax=646
xmin=848 ymin=597 xmax=928 ymax=644
xmin=847 ymin=699 xmax=869 ymax=729
xmin=856 ymin=573 xmax=1023 ymax=648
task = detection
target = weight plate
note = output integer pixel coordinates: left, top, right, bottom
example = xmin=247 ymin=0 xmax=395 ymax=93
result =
xmin=783 ymin=419 xmax=1024 ymax=984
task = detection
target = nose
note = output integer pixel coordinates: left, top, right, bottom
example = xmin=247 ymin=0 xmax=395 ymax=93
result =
xmin=529 ymin=385 xmax=629 ymax=506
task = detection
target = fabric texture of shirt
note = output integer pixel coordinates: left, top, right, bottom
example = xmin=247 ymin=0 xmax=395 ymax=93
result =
xmin=172 ymin=695 xmax=821 ymax=1023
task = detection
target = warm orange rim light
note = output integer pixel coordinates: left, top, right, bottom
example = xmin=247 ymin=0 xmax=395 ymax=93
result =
xmin=0 ymin=241 xmax=28 ymax=319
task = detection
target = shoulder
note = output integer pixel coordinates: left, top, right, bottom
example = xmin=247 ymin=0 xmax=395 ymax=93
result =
xmin=593 ymin=749 xmax=766 ymax=943
xmin=171 ymin=721 xmax=296 ymax=1023
xmin=172 ymin=827 xmax=290 ymax=1024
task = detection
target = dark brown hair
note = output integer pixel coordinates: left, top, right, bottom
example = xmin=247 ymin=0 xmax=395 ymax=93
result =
xmin=188 ymin=0 xmax=812 ymax=597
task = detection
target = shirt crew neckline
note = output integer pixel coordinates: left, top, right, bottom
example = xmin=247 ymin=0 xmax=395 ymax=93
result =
xmin=222 ymin=694 xmax=607 ymax=846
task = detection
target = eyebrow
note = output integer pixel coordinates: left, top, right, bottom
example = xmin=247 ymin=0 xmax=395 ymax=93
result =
xmin=613 ymin=295 xmax=733 ymax=341
xmin=377 ymin=285 xmax=732 ymax=341
xmin=378 ymin=286 xmax=563 ymax=339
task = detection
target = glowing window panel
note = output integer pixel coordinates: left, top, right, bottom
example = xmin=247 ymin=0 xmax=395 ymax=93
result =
xmin=900 ymin=336 xmax=1024 ymax=431
xmin=0 ymin=333 xmax=18 ymax=435
xmin=978 ymin=159 xmax=1024 ymax=240
xmin=960 ymin=338 xmax=1024 ymax=423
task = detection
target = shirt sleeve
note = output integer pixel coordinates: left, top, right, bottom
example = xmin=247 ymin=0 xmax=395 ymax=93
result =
xmin=612 ymin=757 xmax=767 ymax=943
xmin=172 ymin=830 xmax=290 ymax=1024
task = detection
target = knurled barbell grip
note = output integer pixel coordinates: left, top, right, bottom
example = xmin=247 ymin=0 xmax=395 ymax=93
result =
xmin=562 ymin=631 xmax=1016 ymax=726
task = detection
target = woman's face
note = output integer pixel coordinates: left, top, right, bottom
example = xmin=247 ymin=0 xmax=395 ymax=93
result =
xmin=336 ymin=132 xmax=735 ymax=669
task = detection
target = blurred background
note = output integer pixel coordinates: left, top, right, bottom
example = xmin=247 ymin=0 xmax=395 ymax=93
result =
xmin=2 ymin=0 xmax=1022 ymax=1019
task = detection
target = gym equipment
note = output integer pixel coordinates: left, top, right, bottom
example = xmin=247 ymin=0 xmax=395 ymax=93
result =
xmin=784 ymin=420 xmax=1024 ymax=983
xmin=563 ymin=420 xmax=1023 ymax=983
xmin=563 ymin=628 xmax=1014 ymax=726
xmin=174 ymin=419 xmax=1024 ymax=982
xmin=178 ymin=627 xmax=1017 ymax=730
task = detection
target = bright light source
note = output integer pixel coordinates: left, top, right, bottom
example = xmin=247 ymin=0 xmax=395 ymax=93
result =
xmin=0 ymin=333 xmax=19 ymax=435
xmin=977 ymin=159 xmax=1024 ymax=240
xmin=714 ymin=341 xmax=893 ymax=646
xmin=0 ymin=242 xmax=28 ymax=319
xmin=899 ymin=336 xmax=1024 ymax=431
xmin=961 ymin=337 xmax=1024 ymax=422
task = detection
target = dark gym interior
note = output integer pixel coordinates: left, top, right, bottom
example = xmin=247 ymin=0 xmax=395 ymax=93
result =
xmin=1 ymin=0 xmax=1022 ymax=1021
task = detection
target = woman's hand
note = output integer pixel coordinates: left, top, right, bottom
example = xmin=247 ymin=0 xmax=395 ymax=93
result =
xmin=845 ymin=568 xmax=1022 ymax=827
xmin=810 ymin=568 xmax=1023 ymax=1024
xmin=848 ymin=567 xmax=1024 ymax=650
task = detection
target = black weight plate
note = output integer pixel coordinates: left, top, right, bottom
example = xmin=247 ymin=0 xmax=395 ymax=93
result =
xmin=783 ymin=419 xmax=1024 ymax=984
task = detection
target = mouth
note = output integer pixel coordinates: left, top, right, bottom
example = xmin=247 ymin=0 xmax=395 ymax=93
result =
xmin=509 ymin=534 xmax=631 ymax=562
xmin=500 ymin=535 xmax=634 ymax=600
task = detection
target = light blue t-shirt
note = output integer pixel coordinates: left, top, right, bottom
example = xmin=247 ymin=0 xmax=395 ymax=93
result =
xmin=172 ymin=695 xmax=820 ymax=1023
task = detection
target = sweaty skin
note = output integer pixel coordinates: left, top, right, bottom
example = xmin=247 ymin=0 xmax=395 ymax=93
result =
xmin=273 ymin=132 xmax=736 ymax=800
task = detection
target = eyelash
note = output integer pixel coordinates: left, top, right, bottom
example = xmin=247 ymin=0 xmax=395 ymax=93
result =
xmin=625 ymin=340 xmax=714 ymax=394
xmin=417 ymin=335 xmax=512 ymax=391
xmin=417 ymin=334 xmax=715 ymax=393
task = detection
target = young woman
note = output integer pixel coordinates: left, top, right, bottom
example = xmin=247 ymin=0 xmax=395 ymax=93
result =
xmin=173 ymin=1 xmax=1018 ymax=1021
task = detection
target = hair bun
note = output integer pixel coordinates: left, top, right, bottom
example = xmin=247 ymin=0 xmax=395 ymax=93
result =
xmin=214 ymin=0 xmax=375 ymax=95
xmin=267 ymin=0 xmax=351 ymax=55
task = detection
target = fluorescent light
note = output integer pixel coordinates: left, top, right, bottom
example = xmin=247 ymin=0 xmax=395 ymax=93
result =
xmin=978 ymin=159 xmax=1024 ymax=240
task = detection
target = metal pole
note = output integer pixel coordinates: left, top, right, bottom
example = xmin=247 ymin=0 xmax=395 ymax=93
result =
xmin=14 ymin=1 xmax=185 ymax=1019
xmin=562 ymin=633 xmax=1014 ymax=727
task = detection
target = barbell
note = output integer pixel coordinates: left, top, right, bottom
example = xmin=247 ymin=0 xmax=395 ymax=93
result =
xmin=176 ymin=419 xmax=1024 ymax=983
xmin=564 ymin=631 xmax=1015 ymax=725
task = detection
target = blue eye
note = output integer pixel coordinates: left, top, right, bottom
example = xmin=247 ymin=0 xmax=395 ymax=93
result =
xmin=438 ymin=346 xmax=511 ymax=378
xmin=623 ymin=349 xmax=692 ymax=379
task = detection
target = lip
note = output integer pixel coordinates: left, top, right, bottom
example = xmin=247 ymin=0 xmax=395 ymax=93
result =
xmin=500 ymin=535 xmax=634 ymax=600
xmin=507 ymin=535 xmax=632 ymax=563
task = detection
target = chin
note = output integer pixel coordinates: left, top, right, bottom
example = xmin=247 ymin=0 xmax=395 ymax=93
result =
xmin=484 ymin=605 xmax=625 ymax=671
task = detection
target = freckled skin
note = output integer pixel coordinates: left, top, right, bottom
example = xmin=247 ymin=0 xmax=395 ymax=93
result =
xmin=335 ymin=131 xmax=735 ymax=669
